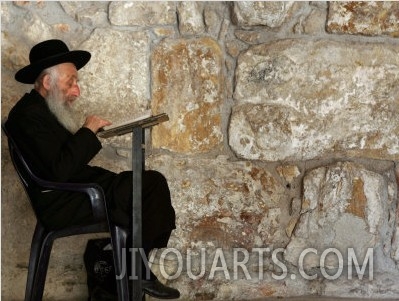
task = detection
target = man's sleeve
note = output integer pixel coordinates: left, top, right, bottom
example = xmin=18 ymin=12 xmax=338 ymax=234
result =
xmin=10 ymin=113 xmax=103 ymax=182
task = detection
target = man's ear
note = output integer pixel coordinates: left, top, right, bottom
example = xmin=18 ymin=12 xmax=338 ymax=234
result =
xmin=42 ymin=74 xmax=52 ymax=90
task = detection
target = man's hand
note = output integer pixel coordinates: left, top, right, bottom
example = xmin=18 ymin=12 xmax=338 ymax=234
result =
xmin=83 ymin=115 xmax=112 ymax=134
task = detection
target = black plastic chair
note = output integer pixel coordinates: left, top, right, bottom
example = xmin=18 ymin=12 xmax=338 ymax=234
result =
xmin=2 ymin=123 xmax=131 ymax=301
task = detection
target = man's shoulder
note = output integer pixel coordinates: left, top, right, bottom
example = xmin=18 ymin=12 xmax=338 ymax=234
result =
xmin=8 ymin=90 xmax=48 ymax=119
xmin=6 ymin=89 xmax=52 ymax=136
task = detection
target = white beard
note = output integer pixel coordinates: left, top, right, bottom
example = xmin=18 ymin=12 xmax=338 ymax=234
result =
xmin=45 ymin=86 xmax=80 ymax=134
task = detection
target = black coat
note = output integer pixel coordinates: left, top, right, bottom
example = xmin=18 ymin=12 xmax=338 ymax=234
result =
xmin=6 ymin=89 xmax=175 ymax=242
xmin=6 ymin=89 xmax=113 ymax=183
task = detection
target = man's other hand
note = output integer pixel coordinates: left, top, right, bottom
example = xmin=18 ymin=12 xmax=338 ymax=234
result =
xmin=83 ymin=115 xmax=112 ymax=133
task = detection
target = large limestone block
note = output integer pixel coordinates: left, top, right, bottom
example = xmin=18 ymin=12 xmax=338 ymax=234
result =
xmin=177 ymin=2 xmax=205 ymax=35
xmin=1 ymin=4 xmax=54 ymax=60
xmin=60 ymin=2 xmax=108 ymax=27
xmin=1 ymin=3 xmax=55 ymax=42
xmin=151 ymin=38 xmax=224 ymax=153
xmin=147 ymin=155 xmax=289 ymax=250
xmin=146 ymin=154 xmax=302 ymax=299
xmin=327 ymin=1 xmax=399 ymax=37
xmin=109 ymin=1 xmax=176 ymax=26
xmin=231 ymin=39 xmax=399 ymax=161
xmin=76 ymin=28 xmax=151 ymax=125
xmin=232 ymin=1 xmax=295 ymax=28
xmin=285 ymin=162 xmax=397 ymax=273
xmin=1 ymin=1 xmax=90 ymax=47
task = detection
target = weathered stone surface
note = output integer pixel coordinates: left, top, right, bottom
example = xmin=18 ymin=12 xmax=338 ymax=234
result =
xmin=295 ymin=3 xmax=328 ymax=34
xmin=153 ymin=27 xmax=176 ymax=38
xmin=234 ymin=29 xmax=261 ymax=45
xmin=276 ymin=165 xmax=301 ymax=184
xmin=393 ymin=164 xmax=399 ymax=264
xmin=177 ymin=2 xmax=205 ymax=35
xmin=151 ymin=38 xmax=224 ymax=153
xmin=146 ymin=154 xmax=306 ymax=300
xmin=232 ymin=1 xmax=295 ymax=28
xmin=77 ymin=28 xmax=151 ymax=129
xmin=60 ymin=2 xmax=108 ymax=27
xmin=393 ymin=222 xmax=399 ymax=264
xmin=1 ymin=31 xmax=31 ymax=115
xmin=231 ymin=39 xmax=399 ymax=161
xmin=327 ymin=1 xmax=399 ymax=37
xmin=109 ymin=1 xmax=176 ymax=26
xmin=1 ymin=1 xmax=89 ymax=46
xmin=147 ymin=154 xmax=289 ymax=250
xmin=285 ymin=162 xmax=397 ymax=272
xmin=323 ymin=271 xmax=399 ymax=299
xmin=1 ymin=6 xmax=53 ymax=50
xmin=203 ymin=5 xmax=222 ymax=38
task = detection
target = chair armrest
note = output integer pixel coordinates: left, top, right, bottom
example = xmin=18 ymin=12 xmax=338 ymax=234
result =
xmin=33 ymin=177 xmax=107 ymax=222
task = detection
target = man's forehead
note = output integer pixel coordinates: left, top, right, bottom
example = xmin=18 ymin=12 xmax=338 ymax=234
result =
xmin=57 ymin=62 xmax=78 ymax=70
xmin=57 ymin=62 xmax=78 ymax=77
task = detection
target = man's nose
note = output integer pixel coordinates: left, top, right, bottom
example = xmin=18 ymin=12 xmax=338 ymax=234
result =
xmin=70 ymin=84 xmax=80 ymax=97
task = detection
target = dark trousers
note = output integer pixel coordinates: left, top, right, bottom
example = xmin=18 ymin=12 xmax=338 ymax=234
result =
xmin=37 ymin=170 xmax=176 ymax=250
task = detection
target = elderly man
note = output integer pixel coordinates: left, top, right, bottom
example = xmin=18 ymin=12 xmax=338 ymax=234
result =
xmin=6 ymin=39 xmax=179 ymax=299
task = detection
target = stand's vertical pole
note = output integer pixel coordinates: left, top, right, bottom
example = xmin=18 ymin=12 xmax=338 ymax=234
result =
xmin=132 ymin=127 xmax=143 ymax=301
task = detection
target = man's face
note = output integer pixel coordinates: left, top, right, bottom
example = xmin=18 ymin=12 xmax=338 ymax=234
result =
xmin=52 ymin=62 xmax=80 ymax=106
xmin=45 ymin=63 xmax=81 ymax=133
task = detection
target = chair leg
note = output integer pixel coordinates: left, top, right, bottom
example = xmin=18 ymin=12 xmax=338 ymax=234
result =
xmin=112 ymin=226 xmax=130 ymax=301
xmin=31 ymin=232 xmax=55 ymax=301
xmin=25 ymin=223 xmax=46 ymax=301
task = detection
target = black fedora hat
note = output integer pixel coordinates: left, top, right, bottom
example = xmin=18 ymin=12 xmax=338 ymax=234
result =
xmin=15 ymin=39 xmax=91 ymax=84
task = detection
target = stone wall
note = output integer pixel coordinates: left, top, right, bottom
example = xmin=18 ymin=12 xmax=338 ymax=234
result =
xmin=1 ymin=1 xmax=399 ymax=300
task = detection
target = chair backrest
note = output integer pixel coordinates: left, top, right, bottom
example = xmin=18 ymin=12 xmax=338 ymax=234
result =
xmin=2 ymin=122 xmax=108 ymax=224
xmin=4 ymin=126 xmax=34 ymax=186
xmin=2 ymin=123 xmax=49 ymax=221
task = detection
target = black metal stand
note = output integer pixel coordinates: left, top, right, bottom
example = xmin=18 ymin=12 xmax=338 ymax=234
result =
xmin=132 ymin=126 xmax=143 ymax=301
xmin=98 ymin=113 xmax=169 ymax=301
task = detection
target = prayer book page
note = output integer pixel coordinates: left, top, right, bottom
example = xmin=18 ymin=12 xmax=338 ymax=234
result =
xmin=98 ymin=111 xmax=168 ymax=138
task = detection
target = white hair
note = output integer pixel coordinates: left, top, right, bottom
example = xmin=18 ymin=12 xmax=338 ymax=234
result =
xmin=34 ymin=65 xmax=60 ymax=90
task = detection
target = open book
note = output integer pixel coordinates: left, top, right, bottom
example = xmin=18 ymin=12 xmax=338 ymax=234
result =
xmin=97 ymin=111 xmax=169 ymax=138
